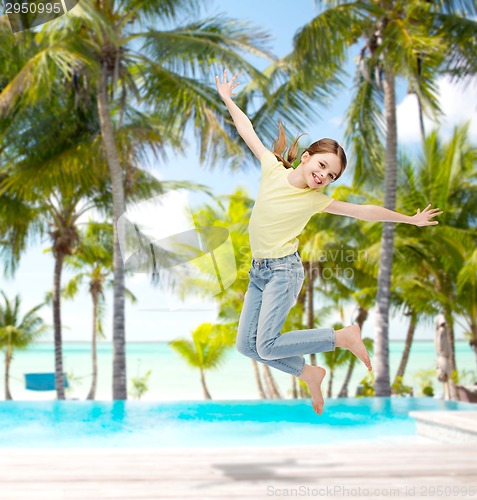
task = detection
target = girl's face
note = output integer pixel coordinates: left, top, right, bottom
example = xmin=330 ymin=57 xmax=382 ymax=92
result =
xmin=301 ymin=151 xmax=342 ymax=189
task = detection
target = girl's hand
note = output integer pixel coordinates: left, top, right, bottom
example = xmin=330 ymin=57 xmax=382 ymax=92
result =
xmin=410 ymin=204 xmax=443 ymax=226
xmin=215 ymin=69 xmax=241 ymax=101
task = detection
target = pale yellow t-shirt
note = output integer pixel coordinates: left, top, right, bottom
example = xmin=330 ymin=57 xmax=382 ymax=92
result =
xmin=248 ymin=150 xmax=335 ymax=259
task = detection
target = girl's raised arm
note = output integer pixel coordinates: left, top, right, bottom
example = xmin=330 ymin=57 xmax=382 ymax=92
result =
xmin=215 ymin=69 xmax=268 ymax=161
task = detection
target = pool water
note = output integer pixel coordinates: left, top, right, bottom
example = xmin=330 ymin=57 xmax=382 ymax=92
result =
xmin=0 ymin=397 xmax=474 ymax=448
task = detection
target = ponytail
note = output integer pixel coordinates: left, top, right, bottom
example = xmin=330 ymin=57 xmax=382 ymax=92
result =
xmin=272 ymin=121 xmax=305 ymax=169
xmin=272 ymin=120 xmax=347 ymax=180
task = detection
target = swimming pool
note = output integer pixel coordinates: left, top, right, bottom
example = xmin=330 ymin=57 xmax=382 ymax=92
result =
xmin=0 ymin=397 xmax=474 ymax=448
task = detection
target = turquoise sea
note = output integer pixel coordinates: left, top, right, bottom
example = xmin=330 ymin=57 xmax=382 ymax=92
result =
xmin=1 ymin=341 xmax=476 ymax=401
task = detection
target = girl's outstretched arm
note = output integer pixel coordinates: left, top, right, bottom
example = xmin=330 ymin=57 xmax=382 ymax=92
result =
xmin=323 ymin=200 xmax=443 ymax=227
xmin=215 ymin=69 xmax=268 ymax=161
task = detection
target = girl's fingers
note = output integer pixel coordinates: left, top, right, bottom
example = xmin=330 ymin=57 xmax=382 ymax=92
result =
xmin=216 ymin=70 xmax=241 ymax=95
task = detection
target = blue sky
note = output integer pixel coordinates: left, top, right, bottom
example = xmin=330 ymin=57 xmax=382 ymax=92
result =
xmin=2 ymin=0 xmax=475 ymax=343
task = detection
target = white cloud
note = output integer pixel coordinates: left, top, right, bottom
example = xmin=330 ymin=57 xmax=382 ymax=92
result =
xmin=330 ymin=115 xmax=344 ymax=127
xmin=397 ymin=75 xmax=477 ymax=144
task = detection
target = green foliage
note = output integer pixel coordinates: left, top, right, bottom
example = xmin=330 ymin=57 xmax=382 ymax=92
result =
xmin=422 ymin=386 xmax=434 ymax=397
xmin=0 ymin=292 xmax=47 ymax=353
xmin=321 ymin=343 xmax=350 ymax=374
xmin=391 ymin=375 xmax=413 ymax=397
xmin=169 ymin=323 xmax=230 ymax=370
xmin=356 ymin=372 xmax=375 ymax=397
xmin=291 ymin=0 xmax=475 ymax=190
xmin=129 ymin=370 xmax=152 ymax=400
xmin=451 ymin=368 xmax=477 ymax=386
xmin=297 ymin=378 xmax=310 ymax=397
xmin=413 ymin=368 xmax=436 ymax=397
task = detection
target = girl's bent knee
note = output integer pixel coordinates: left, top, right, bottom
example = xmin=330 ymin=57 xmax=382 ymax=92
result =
xmin=256 ymin=344 xmax=276 ymax=361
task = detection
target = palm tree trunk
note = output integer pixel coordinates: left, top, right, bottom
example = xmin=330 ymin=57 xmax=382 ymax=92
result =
xmin=448 ymin=316 xmax=457 ymax=375
xmin=326 ymin=371 xmax=333 ymax=398
xmin=417 ymin=93 xmax=426 ymax=143
xmin=338 ymin=357 xmax=356 ymax=398
xmin=86 ymin=288 xmax=99 ymax=400
xmin=374 ymin=68 xmax=398 ymax=397
xmin=291 ymin=375 xmax=297 ymax=399
xmin=262 ymin=364 xmax=282 ymax=398
xmin=97 ymin=61 xmax=127 ymax=400
xmin=393 ymin=310 xmax=417 ymax=385
xmin=199 ymin=367 xmax=211 ymax=399
xmin=53 ymin=253 xmax=65 ymax=400
xmin=471 ymin=323 xmax=477 ymax=370
xmin=444 ymin=309 xmax=457 ymax=374
xmin=414 ymin=55 xmax=426 ymax=142
xmin=5 ymin=351 xmax=12 ymax=400
xmin=445 ymin=311 xmax=459 ymax=401
xmin=252 ymin=360 xmax=267 ymax=398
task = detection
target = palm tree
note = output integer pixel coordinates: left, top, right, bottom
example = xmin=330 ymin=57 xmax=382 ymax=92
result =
xmin=169 ymin=322 xmax=230 ymax=399
xmin=183 ymin=188 xmax=287 ymax=398
xmin=395 ymin=124 xmax=477 ymax=374
xmin=389 ymin=236 xmax=441 ymax=386
xmin=458 ymin=248 xmax=477 ymax=368
xmin=62 ymin=221 xmax=138 ymax=400
xmin=289 ymin=177 xmax=380 ymax=397
xmin=0 ymin=0 xmax=276 ymax=400
xmin=0 ymin=88 xmax=112 ymax=399
xmin=63 ymin=222 xmax=113 ymax=400
xmin=0 ymin=292 xmax=47 ymax=399
xmin=376 ymin=151 xmax=449 ymax=386
xmin=289 ymin=0 xmax=475 ymax=396
xmin=1 ymin=28 xmax=232 ymax=401
xmin=320 ymin=323 xmax=352 ymax=398
xmin=0 ymin=91 xmax=207 ymax=400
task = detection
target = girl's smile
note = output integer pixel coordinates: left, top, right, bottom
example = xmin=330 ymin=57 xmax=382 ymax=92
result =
xmin=311 ymin=172 xmax=322 ymax=185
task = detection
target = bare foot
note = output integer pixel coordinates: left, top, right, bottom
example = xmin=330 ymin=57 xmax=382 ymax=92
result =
xmin=299 ymin=365 xmax=327 ymax=415
xmin=336 ymin=324 xmax=372 ymax=371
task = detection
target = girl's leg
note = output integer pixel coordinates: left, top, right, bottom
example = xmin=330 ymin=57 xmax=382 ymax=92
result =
xmin=299 ymin=363 xmax=327 ymax=415
xmin=236 ymin=271 xmax=305 ymax=377
xmin=236 ymin=260 xmax=332 ymax=415
xmin=255 ymin=265 xmax=335 ymax=361
xmin=254 ymin=258 xmax=372 ymax=372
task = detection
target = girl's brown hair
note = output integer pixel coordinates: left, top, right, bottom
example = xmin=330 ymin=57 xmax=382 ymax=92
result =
xmin=272 ymin=121 xmax=347 ymax=181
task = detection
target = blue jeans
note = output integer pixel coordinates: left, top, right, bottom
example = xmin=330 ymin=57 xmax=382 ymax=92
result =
xmin=236 ymin=251 xmax=336 ymax=377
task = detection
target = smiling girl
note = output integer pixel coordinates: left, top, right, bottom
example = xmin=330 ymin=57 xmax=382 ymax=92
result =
xmin=216 ymin=70 xmax=442 ymax=414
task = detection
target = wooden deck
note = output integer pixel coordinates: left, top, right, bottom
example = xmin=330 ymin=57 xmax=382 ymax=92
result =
xmin=1 ymin=441 xmax=476 ymax=499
